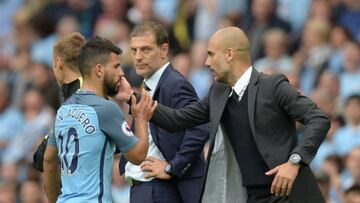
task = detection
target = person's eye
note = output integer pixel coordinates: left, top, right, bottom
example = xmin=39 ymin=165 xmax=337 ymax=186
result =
xmin=144 ymin=48 xmax=151 ymax=53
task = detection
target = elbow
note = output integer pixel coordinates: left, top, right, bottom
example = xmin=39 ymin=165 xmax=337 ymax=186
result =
xmin=131 ymin=155 xmax=146 ymax=165
xmin=125 ymin=147 xmax=147 ymax=165
xmin=320 ymin=114 xmax=331 ymax=134
xmin=128 ymin=154 xmax=146 ymax=165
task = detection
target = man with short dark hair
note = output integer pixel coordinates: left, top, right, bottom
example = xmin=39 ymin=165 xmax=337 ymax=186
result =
xmin=120 ymin=21 xmax=209 ymax=203
xmin=44 ymin=36 xmax=156 ymax=203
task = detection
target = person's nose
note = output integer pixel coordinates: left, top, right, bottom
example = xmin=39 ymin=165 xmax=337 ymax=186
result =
xmin=134 ymin=50 xmax=143 ymax=61
xmin=205 ymin=56 xmax=211 ymax=67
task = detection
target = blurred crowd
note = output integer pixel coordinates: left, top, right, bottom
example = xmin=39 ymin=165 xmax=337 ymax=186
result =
xmin=0 ymin=0 xmax=359 ymax=202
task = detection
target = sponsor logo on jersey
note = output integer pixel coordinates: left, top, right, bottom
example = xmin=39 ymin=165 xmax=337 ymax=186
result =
xmin=121 ymin=121 xmax=134 ymax=137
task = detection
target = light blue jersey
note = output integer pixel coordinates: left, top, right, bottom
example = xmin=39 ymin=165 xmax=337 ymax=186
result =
xmin=48 ymin=90 xmax=137 ymax=203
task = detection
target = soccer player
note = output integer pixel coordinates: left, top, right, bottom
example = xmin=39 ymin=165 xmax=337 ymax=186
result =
xmin=33 ymin=32 xmax=85 ymax=172
xmin=44 ymin=36 xmax=157 ymax=203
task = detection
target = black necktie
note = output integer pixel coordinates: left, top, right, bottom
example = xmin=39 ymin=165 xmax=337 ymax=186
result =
xmin=231 ymin=90 xmax=239 ymax=101
xmin=144 ymin=83 xmax=151 ymax=92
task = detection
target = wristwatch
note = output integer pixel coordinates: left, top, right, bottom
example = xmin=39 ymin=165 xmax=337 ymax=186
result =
xmin=288 ymin=154 xmax=302 ymax=166
xmin=164 ymin=163 xmax=175 ymax=177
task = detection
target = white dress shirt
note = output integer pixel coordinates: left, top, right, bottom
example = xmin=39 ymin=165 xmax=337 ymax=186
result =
xmin=231 ymin=66 xmax=253 ymax=100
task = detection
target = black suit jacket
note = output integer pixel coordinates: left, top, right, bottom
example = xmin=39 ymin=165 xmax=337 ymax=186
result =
xmin=151 ymin=69 xmax=330 ymax=202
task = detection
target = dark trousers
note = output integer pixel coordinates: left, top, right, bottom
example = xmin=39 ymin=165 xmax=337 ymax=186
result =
xmin=130 ymin=177 xmax=202 ymax=203
xmin=246 ymin=185 xmax=289 ymax=203
xmin=130 ymin=179 xmax=182 ymax=203
xmin=247 ymin=195 xmax=289 ymax=203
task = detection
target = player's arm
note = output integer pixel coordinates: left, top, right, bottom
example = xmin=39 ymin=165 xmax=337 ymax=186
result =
xmin=99 ymin=90 xmax=157 ymax=165
xmin=44 ymin=144 xmax=61 ymax=203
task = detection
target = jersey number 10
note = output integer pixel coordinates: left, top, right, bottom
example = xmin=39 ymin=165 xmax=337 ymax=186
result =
xmin=58 ymin=127 xmax=79 ymax=175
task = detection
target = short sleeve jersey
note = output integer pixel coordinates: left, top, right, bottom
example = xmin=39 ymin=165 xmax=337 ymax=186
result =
xmin=49 ymin=90 xmax=137 ymax=203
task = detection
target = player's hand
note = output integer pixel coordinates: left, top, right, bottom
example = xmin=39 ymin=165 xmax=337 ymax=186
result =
xmin=113 ymin=75 xmax=134 ymax=102
xmin=140 ymin=156 xmax=171 ymax=180
xmin=265 ymin=162 xmax=299 ymax=196
xmin=131 ymin=90 xmax=157 ymax=121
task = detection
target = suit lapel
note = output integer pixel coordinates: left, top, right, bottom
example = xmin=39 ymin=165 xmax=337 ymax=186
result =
xmin=150 ymin=64 xmax=172 ymax=145
xmin=153 ymin=64 xmax=172 ymax=98
xmin=210 ymin=83 xmax=231 ymax=140
xmin=248 ymin=69 xmax=260 ymax=138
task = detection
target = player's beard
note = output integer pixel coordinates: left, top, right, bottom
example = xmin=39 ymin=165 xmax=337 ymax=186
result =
xmin=103 ymin=74 xmax=119 ymax=97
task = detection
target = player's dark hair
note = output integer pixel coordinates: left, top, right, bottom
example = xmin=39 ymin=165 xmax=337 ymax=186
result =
xmin=78 ymin=36 xmax=122 ymax=78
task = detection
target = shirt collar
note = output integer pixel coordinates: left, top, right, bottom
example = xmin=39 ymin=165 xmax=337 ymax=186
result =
xmin=144 ymin=62 xmax=169 ymax=96
xmin=231 ymin=66 xmax=253 ymax=97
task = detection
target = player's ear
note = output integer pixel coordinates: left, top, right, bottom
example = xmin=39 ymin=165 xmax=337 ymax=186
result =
xmin=95 ymin=64 xmax=104 ymax=77
xmin=54 ymin=56 xmax=62 ymax=70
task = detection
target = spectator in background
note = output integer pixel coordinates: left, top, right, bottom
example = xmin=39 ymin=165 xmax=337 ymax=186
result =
xmin=333 ymin=95 xmax=360 ymax=156
xmin=0 ymin=81 xmax=24 ymax=161
xmin=321 ymin=155 xmax=344 ymax=203
xmin=194 ymin=0 xmax=245 ymax=42
xmin=8 ymin=7 xmax=34 ymax=108
xmin=98 ymin=0 xmax=129 ymax=22
xmin=0 ymin=0 xmax=23 ymax=69
xmin=19 ymin=180 xmax=46 ymax=203
xmin=339 ymin=42 xmax=360 ymax=100
xmin=0 ymin=180 xmax=17 ymax=203
xmin=172 ymin=52 xmax=192 ymax=77
xmin=315 ymin=170 xmax=337 ymax=203
xmin=31 ymin=14 xmax=80 ymax=66
xmin=189 ymin=41 xmax=212 ymax=99
xmin=243 ymin=0 xmax=291 ymax=61
xmin=312 ymin=114 xmax=344 ymax=171
xmin=29 ymin=62 xmax=61 ymax=111
xmin=253 ymin=28 xmax=293 ymax=75
xmin=315 ymin=72 xmax=340 ymax=106
xmin=338 ymin=0 xmax=360 ymax=42
xmin=328 ymin=25 xmax=353 ymax=74
xmin=1 ymin=89 xmax=53 ymax=181
xmin=294 ymin=18 xmax=332 ymax=96
xmin=276 ymin=0 xmax=311 ymax=33
xmin=128 ymin=0 xmax=155 ymax=25
xmin=309 ymin=0 xmax=333 ymax=22
xmin=343 ymin=147 xmax=360 ymax=190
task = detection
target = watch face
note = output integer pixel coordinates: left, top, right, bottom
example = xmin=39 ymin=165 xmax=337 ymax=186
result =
xmin=290 ymin=154 xmax=301 ymax=164
xmin=165 ymin=164 xmax=171 ymax=173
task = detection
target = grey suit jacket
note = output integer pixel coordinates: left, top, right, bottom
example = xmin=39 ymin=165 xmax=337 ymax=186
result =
xmin=151 ymin=69 xmax=330 ymax=203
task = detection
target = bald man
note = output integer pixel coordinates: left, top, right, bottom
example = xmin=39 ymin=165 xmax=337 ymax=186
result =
xmin=137 ymin=27 xmax=330 ymax=202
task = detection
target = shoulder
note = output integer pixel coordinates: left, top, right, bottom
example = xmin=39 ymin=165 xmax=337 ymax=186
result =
xmin=161 ymin=65 xmax=195 ymax=92
xmin=93 ymin=99 xmax=124 ymax=119
xmin=258 ymin=73 xmax=289 ymax=87
xmin=164 ymin=65 xmax=191 ymax=85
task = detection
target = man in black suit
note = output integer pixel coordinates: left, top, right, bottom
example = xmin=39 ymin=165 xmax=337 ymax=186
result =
xmin=119 ymin=21 xmax=208 ymax=203
xmin=138 ymin=27 xmax=330 ymax=202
